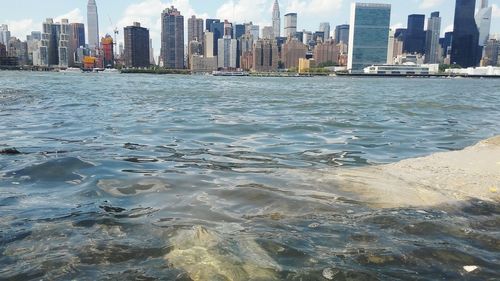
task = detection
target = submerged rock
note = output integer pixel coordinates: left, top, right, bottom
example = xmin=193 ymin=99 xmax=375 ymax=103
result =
xmin=0 ymin=148 xmax=21 ymax=155
xmin=165 ymin=225 xmax=280 ymax=281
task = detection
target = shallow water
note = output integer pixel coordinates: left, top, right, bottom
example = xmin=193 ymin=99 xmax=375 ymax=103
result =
xmin=0 ymin=72 xmax=499 ymax=280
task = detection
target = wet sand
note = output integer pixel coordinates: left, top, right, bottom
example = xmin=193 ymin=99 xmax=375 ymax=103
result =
xmin=318 ymin=136 xmax=500 ymax=208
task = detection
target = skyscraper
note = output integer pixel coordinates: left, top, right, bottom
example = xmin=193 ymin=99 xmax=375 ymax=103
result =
xmin=0 ymin=25 xmax=11 ymax=45
xmin=348 ymin=3 xmax=391 ymax=72
xmin=425 ymin=12 xmax=441 ymax=63
xmin=87 ymin=0 xmax=99 ymax=49
xmin=124 ymin=22 xmax=150 ymax=68
xmin=217 ymin=35 xmax=237 ymax=69
xmin=404 ymin=14 xmax=426 ymax=54
xmin=160 ymin=6 xmax=184 ymax=69
xmin=262 ymin=26 xmax=274 ymax=39
xmin=272 ymin=0 xmax=280 ymax=38
xmin=284 ymin=13 xmax=297 ymax=38
xmin=42 ymin=18 xmax=69 ymax=67
xmin=334 ymin=24 xmax=349 ymax=45
xmin=188 ymin=15 xmax=204 ymax=43
xmin=233 ymin=24 xmax=246 ymax=40
xmin=282 ymin=38 xmax=307 ymax=68
xmin=475 ymin=0 xmax=492 ymax=47
xmin=451 ymin=0 xmax=480 ymax=67
xmin=319 ymin=23 xmax=331 ymax=39
xmin=69 ymin=23 xmax=85 ymax=66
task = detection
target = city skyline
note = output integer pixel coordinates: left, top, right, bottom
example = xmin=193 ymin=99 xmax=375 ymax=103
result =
xmin=3 ymin=0 xmax=500 ymax=59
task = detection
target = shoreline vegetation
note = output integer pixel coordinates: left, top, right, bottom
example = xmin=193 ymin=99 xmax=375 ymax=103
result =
xmin=1 ymin=65 xmax=500 ymax=78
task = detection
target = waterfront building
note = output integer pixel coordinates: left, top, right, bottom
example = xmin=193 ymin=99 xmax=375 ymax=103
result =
xmin=124 ymin=22 xmax=150 ymax=68
xmin=188 ymin=40 xmax=203 ymax=68
xmin=298 ymin=58 xmax=315 ymax=73
xmin=204 ymin=31 xmax=215 ymax=58
xmin=42 ymin=18 xmax=69 ymax=67
xmin=101 ymin=34 xmax=114 ymax=68
xmin=440 ymin=32 xmax=453 ymax=59
xmin=284 ymin=13 xmax=297 ymax=38
xmin=26 ymin=31 xmax=42 ymax=65
xmin=335 ymin=24 xmax=350 ymax=46
xmin=188 ymin=16 xmax=204 ymax=43
xmin=445 ymin=65 xmax=500 ymax=76
xmin=217 ymin=35 xmax=237 ymax=69
xmin=240 ymin=33 xmax=254 ymax=70
xmin=0 ymin=43 xmax=6 ymax=57
xmin=404 ymin=14 xmax=426 ymax=54
xmin=191 ymin=55 xmax=217 ymax=73
xmin=0 ymin=25 xmax=11 ymax=45
xmin=425 ymin=12 xmax=442 ymax=64
xmin=272 ymin=0 xmax=281 ymax=38
xmin=262 ymin=26 xmax=274 ymax=40
xmin=252 ymin=39 xmax=278 ymax=72
xmin=451 ymin=0 xmax=480 ymax=67
xmin=364 ymin=64 xmax=430 ymax=75
xmin=314 ymin=39 xmax=341 ymax=65
xmin=87 ymin=0 xmax=99 ymax=50
xmin=68 ymin=23 xmax=85 ymax=66
xmin=319 ymin=23 xmax=331 ymax=39
xmin=348 ymin=3 xmax=391 ymax=72
xmin=161 ymin=6 xmax=184 ymax=69
xmin=233 ymin=24 xmax=245 ymax=40
xmin=475 ymin=0 xmax=492 ymax=47
xmin=282 ymin=38 xmax=307 ymax=69
xmin=7 ymin=37 xmax=28 ymax=66
xmin=149 ymin=39 xmax=155 ymax=65
xmin=482 ymin=39 xmax=499 ymax=66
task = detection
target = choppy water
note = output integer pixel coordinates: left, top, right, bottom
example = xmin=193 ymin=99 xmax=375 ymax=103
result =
xmin=0 ymin=71 xmax=499 ymax=280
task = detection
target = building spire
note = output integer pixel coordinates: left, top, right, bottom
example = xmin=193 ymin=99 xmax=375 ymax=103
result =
xmin=272 ymin=0 xmax=280 ymax=38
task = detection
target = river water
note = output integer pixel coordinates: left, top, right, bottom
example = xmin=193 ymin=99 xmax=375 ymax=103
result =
xmin=0 ymin=72 xmax=499 ymax=280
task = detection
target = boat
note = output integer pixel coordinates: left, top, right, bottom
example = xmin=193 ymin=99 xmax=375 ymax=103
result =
xmin=212 ymin=71 xmax=249 ymax=77
xmin=101 ymin=68 xmax=120 ymax=74
xmin=60 ymin=67 xmax=82 ymax=73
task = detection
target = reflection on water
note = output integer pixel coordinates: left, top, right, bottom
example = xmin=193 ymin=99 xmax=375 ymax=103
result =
xmin=1 ymin=72 xmax=499 ymax=280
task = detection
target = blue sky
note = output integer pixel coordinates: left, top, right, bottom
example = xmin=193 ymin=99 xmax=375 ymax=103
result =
xmin=2 ymin=0 xmax=500 ymax=58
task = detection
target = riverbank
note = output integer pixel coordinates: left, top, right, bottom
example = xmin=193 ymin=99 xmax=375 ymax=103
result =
xmin=314 ymin=136 xmax=500 ymax=208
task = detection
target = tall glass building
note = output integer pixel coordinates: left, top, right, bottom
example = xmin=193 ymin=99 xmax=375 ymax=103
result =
xmin=451 ymin=0 xmax=480 ymax=68
xmin=348 ymin=3 xmax=391 ymax=72
xmin=404 ymin=14 xmax=426 ymax=54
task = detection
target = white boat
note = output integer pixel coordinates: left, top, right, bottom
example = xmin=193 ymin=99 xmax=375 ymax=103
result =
xmin=101 ymin=68 xmax=120 ymax=74
xmin=212 ymin=71 xmax=249 ymax=77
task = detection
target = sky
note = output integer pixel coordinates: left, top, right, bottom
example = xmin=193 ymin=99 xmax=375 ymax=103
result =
xmin=2 ymin=0 xmax=500 ymax=58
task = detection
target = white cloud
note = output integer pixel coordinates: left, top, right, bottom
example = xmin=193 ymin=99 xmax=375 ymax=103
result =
xmin=55 ymin=8 xmax=84 ymax=23
xmin=285 ymin=0 xmax=343 ymax=17
xmin=391 ymin=22 xmax=404 ymax=30
xmin=5 ymin=19 xmax=37 ymax=40
xmin=492 ymin=4 xmax=500 ymax=18
xmin=419 ymin=0 xmax=444 ymax=9
xmin=216 ymin=0 xmax=269 ymax=26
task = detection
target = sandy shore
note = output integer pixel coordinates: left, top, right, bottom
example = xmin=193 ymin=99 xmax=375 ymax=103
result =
xmin=317 ymin=136 xmax=500 ymax=208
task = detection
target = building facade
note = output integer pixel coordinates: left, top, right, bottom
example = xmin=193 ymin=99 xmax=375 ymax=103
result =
xmin=253 ymin=39 xmax=278 ymax=72
xmin=69 ymin=23 xmax=85 ymax=66
xmin=87 ymin=0 xmax=99 ymax=49
xmin=124 ymin=22 xmax=150 ymax=68
xmin=348 ymin=3 xmax=391 ymax=72
xmin=475 ymin=0 xmax=492 ymax=47
xmin=284 ymin=13 xmax=297 ymax=38
xmin=314 ymin=40 xmax=340 ymax=65
xmin=217 ymin=36 xmax=237 ymax=69
xmin=334 ymin=24 xmax=349 ymax=46
xmin=0 ymin=25 xmax=11 ymax=45
xmin=161 ymin=6 xmax=184 ymax=69
xmin=319 ymin=23 xmax=331 ymax=39
xmin=101 ymin=35 xmax=114 ymax=68
xmin=425 ymin=12 xmax=442 ymax=63
xmin=404 ymin=14 xmax=426 ymax=54
xmin=283 ymin=38 xmax=307 ymax=69
xmin=188 ymin=15 xmax=204 ymax=43
xmin=451 ymin=0 xmax=480 ymax=67
xmin=262 ymin=26 xmax=274 ymax=40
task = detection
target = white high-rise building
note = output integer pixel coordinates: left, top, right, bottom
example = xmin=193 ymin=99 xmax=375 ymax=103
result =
xmin=272 ymin=0 xmax=280 ymax=38
xmin=262 ymin=26 xmax=274 ymax=39
xmin=217 ymin=35 xmax=237 ymax=69
xmin=284 ymin=13 xmax=297 ymax=38
xmin=204 ymin=31 xmax=214 ymax=58
xmin=476 ymin=0 xmax=492 ymax=47
xmin=319 ymin=22 xmax=331 ymax=39
xmin=87 ymin=0 xmax=99 ymax=49
xmin=58 ymin=19 xmax=69 ymax=68
xmin=0 ymin=24 xmax=11 ymax=45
